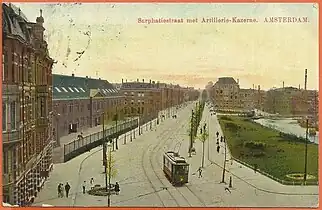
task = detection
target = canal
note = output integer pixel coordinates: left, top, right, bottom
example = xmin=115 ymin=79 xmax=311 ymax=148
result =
xmin=254 ymin=118 xmax=319 ymax=144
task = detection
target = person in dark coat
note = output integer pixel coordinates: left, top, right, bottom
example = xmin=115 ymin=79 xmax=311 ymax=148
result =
xmin=82 ymin=181 xmax=86 ymax=194
xmin=57 ymin=184 xmax=61 ymax=198
xmin=65 ymin=182 xmax=71 ymax=198
xmin=114 ymin=182 xmax=120 ymax=195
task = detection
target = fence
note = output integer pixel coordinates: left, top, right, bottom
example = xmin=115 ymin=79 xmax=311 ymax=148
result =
xmin=63 ymin=115 xmax=159 ymax=162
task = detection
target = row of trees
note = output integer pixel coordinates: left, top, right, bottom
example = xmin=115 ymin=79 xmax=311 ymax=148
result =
xmin=188 ymin=101 xmax=206 ymax=157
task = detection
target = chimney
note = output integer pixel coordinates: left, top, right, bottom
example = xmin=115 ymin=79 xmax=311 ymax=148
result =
xmin=99 ymin=78 xmax=101 ymax=80
xmin=237 ymin=79 xmax=239 ymax=84
xmin=258 ymin=85 xmax=260 ymax=91
xmin=253 ymin=84 xmax=254 ymax=89
xmin=150 ymin=79 xmax=151 ymax=84
xmin=299 ymin=84 xmax=301 ymax=89
xmin=283 ymin=81 xmax=284 ymax=88
xmin=72 ymin=73 xmax=75 ymax=77
xmin=126 ymin=79 xmax=127 ymax=82
xmin=137 ymin=78 xmax=139 ymax=82
xmin=142 ymin=79 xmax=144 ymax=83
xmin=122 ymin=79 xmax=124 ymax=84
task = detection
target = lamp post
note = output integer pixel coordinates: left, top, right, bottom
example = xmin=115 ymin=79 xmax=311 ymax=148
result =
xmin=102 ymin=112 xmax=107 ymax=166
xmin=107 ymin=142 xmax=112 ymax=207
xmin=221 ymin=136 xmax=227 ymax=183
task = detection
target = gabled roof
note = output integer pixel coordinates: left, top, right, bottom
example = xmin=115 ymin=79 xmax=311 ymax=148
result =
xmin=53 ymin=74 xmax=121 ymax=100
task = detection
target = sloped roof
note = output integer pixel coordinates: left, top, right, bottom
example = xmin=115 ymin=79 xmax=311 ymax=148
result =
xmin=121 ymin=82 xmax=158 ymax=89
xmin=53 ymin=74 xmax=120 ymax=100
xmin=2 ymin=3 xmax=31 ymax=41
xmin=215 ymin=77 xmax=238 ymax=85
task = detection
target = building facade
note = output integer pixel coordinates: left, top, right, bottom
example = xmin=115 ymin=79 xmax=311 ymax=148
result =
xmin=264 ymin=87 xmax=318 ymax=116
xmin=2 ymin=4 xmax=54 ymax=205
xmin=120 ymin=79 xmax=198 ymax=120
xmin=52 ymin=74 xmax=125 ymax=145
xmin=210 ymin=77 xmax=258 ymax=111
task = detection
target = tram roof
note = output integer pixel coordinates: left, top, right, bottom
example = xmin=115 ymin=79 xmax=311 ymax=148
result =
xmin=164 ymin=151 xmax=187 ymax=163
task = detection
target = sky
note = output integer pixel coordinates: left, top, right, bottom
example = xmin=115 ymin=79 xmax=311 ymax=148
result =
xmin=11 ymin=3 xmax=319 ymax=90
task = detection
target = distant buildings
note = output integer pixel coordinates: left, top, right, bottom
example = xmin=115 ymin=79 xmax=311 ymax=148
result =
xmin=209 ymin=77 xmax=257 ymax=111
xmin=52 ymin=74 xmax=125 ymax=144
xmin=208 ymin=77 xmax=318 ymax=116
xmin=120 ymin=79 xmax=199 ymax=119
xmin=2 ymin=4 xmax=54 ymax=205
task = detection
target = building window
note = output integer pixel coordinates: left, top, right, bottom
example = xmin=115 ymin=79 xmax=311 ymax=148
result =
xmin=40 ymin=98 xmax=45 ymax=117
xmin=2 ymin=102 xmax=7 ymax=131
xmin=69 ymin=104 xmax=73 ymax=113
xmin=10 ymin=101 xmax=16 ymax=130
xmin=3 ymin=151 xmax=8 ymax=174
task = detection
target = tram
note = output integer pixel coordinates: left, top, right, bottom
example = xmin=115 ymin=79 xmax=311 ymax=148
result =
xmin=163 ymin=151 xmax=189 ymax=186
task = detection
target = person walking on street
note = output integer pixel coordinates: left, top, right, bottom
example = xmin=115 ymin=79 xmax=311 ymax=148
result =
xmin=197 ymin=167 xmax=203 ymax=178
xmin=82 ymin=181 xmax=86 ymax=194
xmin=254 ymin=164 xmax=258 ymax=173
xmin=90 ymin=178 xmax=94 ymax=185
xmin=115 ymin=182 xmax=120 ymax=195
xmin=57 ymin=184 xmax=62 ymax=198
xmin=65 ymin=182 xmax=71 ymax=198
xmin=216 ymin=131 xmax=219 ymax=138
xmin=217 ymin=145 xmax=220 ymax=153
xmin=59 ymin=183 xmax=64 ymax=197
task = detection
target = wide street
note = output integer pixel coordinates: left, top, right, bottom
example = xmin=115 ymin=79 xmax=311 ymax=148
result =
xmin=33 ymin=101 xmax=318 ymax=207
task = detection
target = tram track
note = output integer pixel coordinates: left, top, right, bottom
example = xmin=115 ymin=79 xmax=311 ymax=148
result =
xmin=142 ymin=103 xmax=206 ymax=207
xmin=141 ymin=106 xmax=190 ymax=206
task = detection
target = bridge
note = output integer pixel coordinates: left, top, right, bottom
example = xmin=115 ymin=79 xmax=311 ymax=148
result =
xmin=63 ymin=116 xmax=156 ymax=162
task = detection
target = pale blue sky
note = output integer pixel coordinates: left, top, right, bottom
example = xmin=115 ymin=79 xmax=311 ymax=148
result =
xmin=12 ymin=3 xmax=319 ymax=89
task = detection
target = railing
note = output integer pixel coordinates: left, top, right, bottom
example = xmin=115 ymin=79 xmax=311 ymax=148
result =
xmin=231 ymin=157 xmax=318 ymax=186
xmin=63 ymin=115 xmax=159 ymax=162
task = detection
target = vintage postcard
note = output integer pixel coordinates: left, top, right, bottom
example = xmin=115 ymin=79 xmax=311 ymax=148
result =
xmin=1 ymin=2 xmax=319 ymax=208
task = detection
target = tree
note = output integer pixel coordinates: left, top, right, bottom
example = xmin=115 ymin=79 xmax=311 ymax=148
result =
xmin=106 ymin=150 xmax=118 ymax=179
xmin=198 ymin=123 xmax=209 ymax=168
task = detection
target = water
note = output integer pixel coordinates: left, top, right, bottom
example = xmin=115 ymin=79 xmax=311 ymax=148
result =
xmin=254 ymin=118 xmax=319 ymax=144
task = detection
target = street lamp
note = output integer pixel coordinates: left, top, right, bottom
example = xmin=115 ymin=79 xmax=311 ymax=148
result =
xmin=55 ymin=113 xmax=60 ymax=147
xmin=221 ymin=136 xmax=227 ymax=183
xmin=106 ymin=142 xmax=112 ymax=207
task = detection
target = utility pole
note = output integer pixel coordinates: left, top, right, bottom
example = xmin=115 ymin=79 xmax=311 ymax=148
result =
xmin=221 ymin=136 xmax=227 ymax=183
xmin=102 ymin=112 xmax=107 ymax=166
xmin=115 ymin=106 xmax=118 ymax=150
xmin=201 ymin=123 xmax=206 ymax=168
xmin=107 ymin=143 xmax=112 ymax=207
xmin=303 ymin=68 xmax=308 ymax=184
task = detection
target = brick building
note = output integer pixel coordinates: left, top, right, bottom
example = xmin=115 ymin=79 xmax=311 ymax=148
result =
xmin=264 ymin=87 xmax=318 ymax=116
xmin=120 ymin=79 xmax=197 ymax=120
xmin=210 ymin=77 xmax=258 ymax=111
xmin=2 ymin=4 xmax=54 ymax=205
xmin=52 ymin=74 xmax=125 ymax=146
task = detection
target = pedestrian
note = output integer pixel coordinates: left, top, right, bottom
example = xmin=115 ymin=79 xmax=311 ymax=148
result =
xmin=82 ymin=181 xmax=86 ymax=194
xmin=90 ymin=178 xmax=94 ymax=185
xmin=254 ymin=164 xmax=258 ymax=173
xmin=57 ymin=183 xmax=61 ymax=198
xmin=217 ymin=145 xmax=220 ymax=153
xmin=216 ymin=131 xmax=219 ymax=138
xmin=65 ymin=182 xmax=71 ymax=198
xmin=114 ymin=182 xmax=120 ymax=195
xmin=220 ymin=136 xmax=223 ymax=142
xmin=197 ymin=167 xmax=203 ymax=178
xmin=60 ymin=183 xmax=64 ymax=197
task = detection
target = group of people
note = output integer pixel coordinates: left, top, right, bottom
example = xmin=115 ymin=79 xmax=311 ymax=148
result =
xmin=57 ymin=182 xmax=71 ymax=198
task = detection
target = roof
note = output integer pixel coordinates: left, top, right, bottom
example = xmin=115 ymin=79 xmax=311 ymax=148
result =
xmin=121 ymin=82 xmax=159 ymax=89
xmin=53 ymin=74 xmax=121 ymax=100
xmin=2 ymin=3 xmax=31 ymax=41
xmin=215 ymin=77 xmax=238 ymax=85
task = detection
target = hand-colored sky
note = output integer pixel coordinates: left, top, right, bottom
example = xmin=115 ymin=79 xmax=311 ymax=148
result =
xmin=13 ymin=3 xmax=319 ymax=90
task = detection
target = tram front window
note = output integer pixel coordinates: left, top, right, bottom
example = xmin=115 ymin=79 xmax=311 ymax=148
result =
xmin=176 ymin=165 xmax=189 ymax=175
